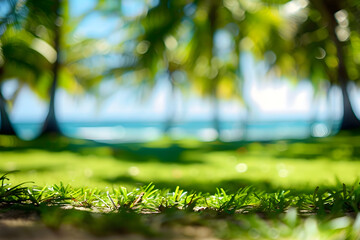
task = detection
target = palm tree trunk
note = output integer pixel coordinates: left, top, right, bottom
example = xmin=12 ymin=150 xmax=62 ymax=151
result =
xmin=329 ymin=14 xmax=360 ymax=130
xmin=40 ymin=0 xmax=61 ymax=136
xmin=41 ymin=73 xmax=61 ymax=135
xmin=0 ymin=83 xmax=16 ymax=135
xmin=211 ymin=87 xmax=220 ymax=138
xmin=314 ymin=0 xmax=360 ymax=130
xmin=209 ymin=2 xmax=220 ymax=138
xmin=339 ymin=81 xmax=360 ymax=129
xmin=164 ymin=72 xmax=176 ymax=134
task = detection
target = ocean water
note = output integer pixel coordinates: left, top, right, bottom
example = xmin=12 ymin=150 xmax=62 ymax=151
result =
xmin=11 ymin=120 xmax=340 ymax=143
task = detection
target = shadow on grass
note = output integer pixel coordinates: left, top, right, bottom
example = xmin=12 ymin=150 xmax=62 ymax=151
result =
xmin=0 ymin=135 xmax=208 ymax=164
xmin=100 ymin=174 xmax=322 ymax=194
xmin=6 ymin=133 xmax=360 ymax=165
xmin=2 ymin=132 xmax=360 ymax=194
xmin=0 ymin=165 xmax=57 ymax=175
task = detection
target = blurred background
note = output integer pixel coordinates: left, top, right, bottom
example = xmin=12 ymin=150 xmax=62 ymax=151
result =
xmin=1 ymin=0 xmax=360 ymax=143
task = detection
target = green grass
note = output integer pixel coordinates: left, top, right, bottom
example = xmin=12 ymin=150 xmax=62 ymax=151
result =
xmin=2 ymin=171 xmax=360 ymax=215
xmin=1 ymin=132 xmax=360 ymax=239
xmin=1 ymin=133 xmax=360 ymax=193
xmin=1 ymin=171 xmax=360 ymax=239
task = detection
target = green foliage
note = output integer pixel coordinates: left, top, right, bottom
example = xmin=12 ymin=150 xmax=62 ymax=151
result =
xmin=2 ymin=170 xmax=360 ymax=239
xmin=202 ymin=187 xmax=253 ymax=214
xmin=254 ymin=189 xmax=292 ymax=214
xmin=1 ymin=171 xmax=360 ymax=217
xmin=0 ymin=172 xmax=30 ymax=204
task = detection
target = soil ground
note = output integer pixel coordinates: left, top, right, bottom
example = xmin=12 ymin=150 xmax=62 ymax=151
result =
xmin=0 ymin=209 xmax=218 ymax=240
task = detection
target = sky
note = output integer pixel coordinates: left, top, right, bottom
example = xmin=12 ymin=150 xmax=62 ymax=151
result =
xmin=1 ymin=0 xmax=349 ymax=124
xmin=4 ymin=54 xmax=334 ymax=123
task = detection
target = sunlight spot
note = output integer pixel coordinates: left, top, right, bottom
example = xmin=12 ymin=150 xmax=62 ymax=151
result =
xmin=4 ymin=162 xmax=16 ymax=171
xmin=278 ymin=169 xmax=288 ymax=178
xmin=283 ymin=0 xmax=308 ymax=15
xmin=311 ymin=123 xmax=329 ymax=137
xmin=31 ymin=38 xmax=57 ymax=63
xmin=164 ymin=35 xmax=178 ymax=50
xmin=335 ymin=10 xmax=348 ymax=27
xmin=277 ymin=164 xmax=288 ymax=178
xmin=84 ymin=168 xmax=93 ymax=178
xmin=328 ymin=216 xmax=351 ymax=229
xmin=240 ymin=37 xmax=254 ymax=50
xmin=236 ymin=163 xmax=248 ymax=173
xmin=136 ymin=40 xmax=150 ymax=54
xmin=128 ymin=166 xmax=140 ymax=176
xmin=335 ymin=26 xmax=350 ymax=42
xmin=224 ymin=0 xmax=244 ymax=20
xmin=198 ymin=128 xmax=218 ymax=142
xmin=172 ymin=169 xmax=182 ymax=179
xmin=315 ymin=47 xmax=326 ymax=60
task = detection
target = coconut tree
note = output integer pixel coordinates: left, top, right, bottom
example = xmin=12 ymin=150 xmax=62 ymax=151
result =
xmin=262 ymin=0 xmax=360 ymax=130
xmin=0 ymin=0 xmax=21 ymax=135
xmin=1 ymin=0 xmax=108 ymax=137
xmin=130 ymin=0 xmax=247 ymax=136
xmin=107 ymin=0 xmax=294 ymax=138
xmin=33 ymin=0 xmax=62 ymax=135
xmin=0 ymin=32 xmax=52 ymax=135
xmin=24 ymin=0 xmax=110 ymax=136
xmin=308 ymin=0 xmax=360 ymax=129
xmin=133 ymin=0 xmax=190 ymax=133
xmin=0 ymin=0 xmax=63 ymax=136
xmin=104 ymin=0 xmax=189 ymax=133
xmin=0 ymin=0 xmax=52 ymax=135
xmin=183 ymin=0 xmax=289 ymax=136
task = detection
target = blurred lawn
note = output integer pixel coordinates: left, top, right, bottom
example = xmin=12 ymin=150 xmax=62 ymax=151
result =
xmin=1 ymin=132 xmax=360 ymax=193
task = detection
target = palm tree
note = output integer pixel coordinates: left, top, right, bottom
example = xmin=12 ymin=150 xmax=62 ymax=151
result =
xmin=35 ymin=0 xmax=62 ymax=135
xmin=23 ymin=0 xmax=108 ymax=136
xmin=184 ymin=0 xmax=286 ymax=137
xmin=0 ymin=82 xmax=16 ymax=135
xmin=263 ymin=0 xmax=360 ymax=130
xmin=0 ymin=0 xmax=19 ymax=135
xmin=1 ymin=0 xmax=108 ymax=137
xmin=0 ymin=0 xmax=51 ymax=135
xmin=0 ymin=0 xmax=63 ymax=136
xmin=134 ymin=0 xmax=189 ymax=133
xmin=105 ymin=0 xmax=295 ymax=139
xmin=0 ymin=36 xmax=51 ymax=135
xmin=309 ymin=0 xmax=360 ymax=129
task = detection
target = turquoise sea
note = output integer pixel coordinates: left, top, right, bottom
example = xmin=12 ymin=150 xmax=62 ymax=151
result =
xmin=11 ymin=120 xmax=340 ymax=143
